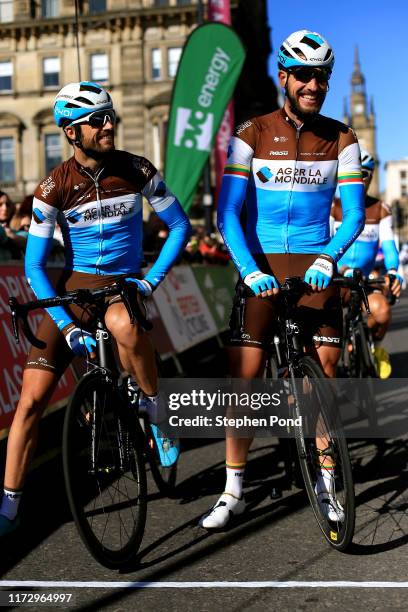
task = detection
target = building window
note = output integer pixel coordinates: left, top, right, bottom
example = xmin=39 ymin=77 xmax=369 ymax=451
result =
xmin=0 ymin=137 xmax=15 ymax=182
xmin=89 ymin=0 xmax=106 ymax=13
xmin=151 ymin=49 xmax=162 ymax=80
xmin=176 ymin=0 xmax=192 ymax=4
xmin=167 ymin=47 xmax=182 ymax=78
xmin=44 ymin=134 xmax=62 ymax=175
xmin=154 ymin=1 xmax=168 ymax=6
xmin=400 ymin=171 xmax=407 ymax=180
xmin=43 ymin=57 xmax=60 ymax=88
xmin=0 ymin=60 xmax=12 ymax=92
xmin=90 ymin=53 xmax=109 ymax=83
xmin=41 ymin=0 xmax=59 ymax=18
xmin=0 ymin=0 xmax=13 ymax=22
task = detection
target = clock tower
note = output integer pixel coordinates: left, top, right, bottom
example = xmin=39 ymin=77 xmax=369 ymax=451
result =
xmin=343 ymin=47 xmax=379 ymax=195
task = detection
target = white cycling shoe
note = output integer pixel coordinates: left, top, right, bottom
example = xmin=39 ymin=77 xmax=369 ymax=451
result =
xmin=199 ymin=493 xmax=246 ymax=529
xmin=315 ymin=486 xmax=345 ymax=523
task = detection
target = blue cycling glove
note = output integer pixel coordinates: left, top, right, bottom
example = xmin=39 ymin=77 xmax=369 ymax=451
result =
xmin=64 ymin=326 xmax=96 ymax=357
xmin=243 ymin=270 xmax=279 ymax=296
xmin=387 ymin=269 xmax=404 ymax=285
xmin=125 ymin=278 xmax=154 ymax=297
xmin=304 ymin=256 xmax=334 ymax=290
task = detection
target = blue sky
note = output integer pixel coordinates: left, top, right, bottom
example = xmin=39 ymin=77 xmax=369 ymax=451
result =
xmin=266 ymin=0 xmax=407 ymax=190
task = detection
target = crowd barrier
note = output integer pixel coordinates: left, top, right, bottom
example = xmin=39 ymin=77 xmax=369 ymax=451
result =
xmin=0 ymin=262 xmax=238 ymax=439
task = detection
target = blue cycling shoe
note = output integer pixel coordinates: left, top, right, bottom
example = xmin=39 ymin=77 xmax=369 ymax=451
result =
xmin=0 ymin=514 xmax=20 ymax=537
xmin=149 ymin=424 xmax=180 ymax=467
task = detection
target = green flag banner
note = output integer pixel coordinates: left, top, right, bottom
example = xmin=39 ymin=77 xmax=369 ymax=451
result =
xmin=165 ymin=23 xmax=245 ymax=212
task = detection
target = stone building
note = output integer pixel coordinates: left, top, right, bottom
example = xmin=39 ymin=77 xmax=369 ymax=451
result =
xmin=385 ymin=159 xmax=408 ymax=242
xmin=343 ymin=47 xmax=379 ymax=196
xmin=0 ymin=0 xmax=277 ymax=203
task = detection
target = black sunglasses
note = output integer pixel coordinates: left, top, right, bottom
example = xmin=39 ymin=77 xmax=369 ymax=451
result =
xmin=289 ymin=67 xmax=331 ymax=85
xmin=72 ymin=109 xmax=116 ymax=129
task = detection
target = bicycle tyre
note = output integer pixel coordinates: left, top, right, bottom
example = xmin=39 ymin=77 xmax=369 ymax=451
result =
xmin=290 ymin=356 xmax=355 ymax=551
xmin=63 ymin=371 xmax=147 ymax=568
xmin=355 ymin=322 xmax=379 ymax=431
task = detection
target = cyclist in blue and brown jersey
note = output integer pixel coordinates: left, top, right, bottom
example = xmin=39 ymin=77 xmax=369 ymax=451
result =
xmin=331 ymin=149 xmax=402 ymax=378
xmin=0 ymin=82 xmax=191 ymax=537
xmin=200 ymin=30 xmax=365 ymax=529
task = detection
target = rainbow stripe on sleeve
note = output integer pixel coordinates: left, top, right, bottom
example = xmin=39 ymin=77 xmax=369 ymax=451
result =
xmin=337 ymin=171 xmax=363 ymax=185
xmin=224 ymin=163 xmax=251 ymax=179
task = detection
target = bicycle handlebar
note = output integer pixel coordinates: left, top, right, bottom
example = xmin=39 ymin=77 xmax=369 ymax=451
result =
xmin=8 ymin=280 xmax=152 ymax=349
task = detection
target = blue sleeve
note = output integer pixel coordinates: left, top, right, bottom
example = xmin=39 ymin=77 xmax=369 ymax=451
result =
xmin=323 ymin=183 xmax=365 ymax=262
xmin=144 ymin=198 xmax=191 ymax=286
xmin=141 ymin=170 xmax=191 ymax=286
xmin=25 ymin=233 xmax=73 ymax=331
xmin=217 ymin=175 xmax=259 ymax=277
xmin=382 ymin=240 xmax=399 ymax=271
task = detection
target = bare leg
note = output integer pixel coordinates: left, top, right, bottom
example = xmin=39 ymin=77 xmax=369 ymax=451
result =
xmin=5 ymin=369 xmax=60 ymax=490
xmin=366 ymin=292 xmax=391 ymax=341
xmin=105 ymin=301 xmax=157 ymax=396
xmin=226 ymin=346 xmax=268 ymax=465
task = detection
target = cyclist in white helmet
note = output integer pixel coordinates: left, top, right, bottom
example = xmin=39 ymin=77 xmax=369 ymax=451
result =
xmin=200 ymin=30 xmax=364 ymax=529
xmin=332 ymin=148 xmax=402 ymax=378
xmin=0 ymin=82 xmax=191 ymax=538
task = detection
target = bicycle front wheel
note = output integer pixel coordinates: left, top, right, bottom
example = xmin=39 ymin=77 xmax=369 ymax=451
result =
xmin=290 ymin=356 xmax=355 ymax=551
xmin=63 ymin=372 xmax=147 ymax=568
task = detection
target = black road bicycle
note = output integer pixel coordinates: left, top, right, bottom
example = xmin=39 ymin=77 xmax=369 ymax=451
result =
xmin=9 ymin=280 xmax=175 ymax=568
xmin=262 ymin=276 xmax=370 ymax=550
xmin=339 ymin=270 xmax=394 ymax=432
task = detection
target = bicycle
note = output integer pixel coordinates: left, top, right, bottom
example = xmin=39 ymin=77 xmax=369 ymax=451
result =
xmin=9 ymin=280 xmax=172 ymax=568
xmin=339 ymin=269 xmax=393 ymax=432
xmin=262 ymin=275 xmax=370 ymax=550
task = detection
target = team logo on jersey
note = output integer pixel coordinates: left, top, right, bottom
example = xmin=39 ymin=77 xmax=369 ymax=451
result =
xmin=256 ymin=166 xmax=274 ymax=183
xmin=235 ymin=120 xmax=252 ymax=136
xmin=73 ymin=182 xmax=85 ymax=191
xmin=66 ymin=211 xmax=81 ymax=224
xmin=33 ymin=207 xmax=46 ymax=224
xmin=273 ymin=136 xmax=288 ymax=142
xmin=83 ymin=202 xmax=133 ymax=222
xmin=39 ymin=176 xmax=56 ymax=199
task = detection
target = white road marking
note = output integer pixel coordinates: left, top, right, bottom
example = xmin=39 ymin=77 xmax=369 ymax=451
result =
xmin=1 ymin=581 xmax=408 ymax=589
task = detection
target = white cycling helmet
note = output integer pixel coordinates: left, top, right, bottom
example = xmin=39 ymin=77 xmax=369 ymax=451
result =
xmin=53 ymin=81 xmax=113 ymax=127
xmin=278 ymin=30 xmax=334 ymax=73
xmin=360 ymin=148 xmax=376 ymax=171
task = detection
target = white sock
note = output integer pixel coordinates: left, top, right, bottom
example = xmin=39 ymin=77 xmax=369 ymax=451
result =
xmin=317 ymin=466 xmax=335 ymax=495
xmin=225 ymin=465 xmax=245 ymax=499
xmin=0 ymin=488 xmax=22 ymax=521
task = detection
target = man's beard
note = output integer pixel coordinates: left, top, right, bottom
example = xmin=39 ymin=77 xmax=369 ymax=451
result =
xmin=81 ymin=131 xmax=115 ymax=160
xmin=285 ymin=85 xmax=325 ymax=122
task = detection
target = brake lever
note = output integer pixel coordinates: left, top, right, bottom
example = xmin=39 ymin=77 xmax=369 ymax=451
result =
xmin=9 ymin=297 xmax=20 ymax=343
xmin=360 ymin=284 xmax=371 ymax=315
xmin=8 ymin=296 xmax=46 ymax=349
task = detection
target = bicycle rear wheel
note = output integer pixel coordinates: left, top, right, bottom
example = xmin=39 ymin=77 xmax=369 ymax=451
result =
xmin=63 ymin=371 xmax=147 ymax=568
xmin=354 ymin=322 xmax=379 ymax=431
xmin=290 ymin=356 xmax=355 ymax=551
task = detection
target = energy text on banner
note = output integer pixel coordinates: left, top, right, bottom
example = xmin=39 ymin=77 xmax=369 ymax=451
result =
xmin=165 ymin=22 xmax=245 ymax=212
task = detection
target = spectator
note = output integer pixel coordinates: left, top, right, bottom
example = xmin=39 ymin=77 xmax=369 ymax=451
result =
xmin=198 ymin=232 xmax=230 ymax=265
xmin=0 ymin=191 xmax=26 ymax=259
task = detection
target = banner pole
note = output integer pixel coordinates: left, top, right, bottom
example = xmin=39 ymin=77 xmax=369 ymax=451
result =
xmin=197 ymin=0 xmax=214 ymax=235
